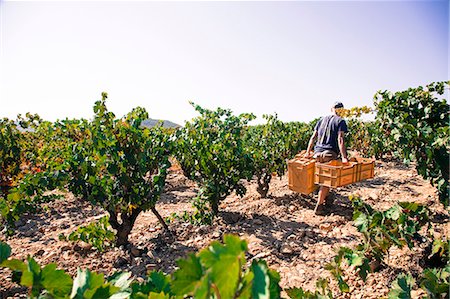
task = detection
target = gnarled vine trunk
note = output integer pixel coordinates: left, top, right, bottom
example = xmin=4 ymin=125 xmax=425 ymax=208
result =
xmin=211 ymin=198 xmax=219 ymax=215
xmin=256 ymin=172 xmax=272 ymax=198
xmin=108 ymin=208 xmax=142 ymax=246
xmin=108 ymin=205 xmax=172 ymax=246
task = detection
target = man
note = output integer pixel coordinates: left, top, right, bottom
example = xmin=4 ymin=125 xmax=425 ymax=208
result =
xmin=306 ymin=101 xmax=348 ymax=215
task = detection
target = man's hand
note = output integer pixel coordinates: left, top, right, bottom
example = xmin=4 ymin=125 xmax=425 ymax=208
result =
xmin=338 ymin=131 xmax=348 ymax=165
xmin=342 ymin=157 xmax=349 ymax=165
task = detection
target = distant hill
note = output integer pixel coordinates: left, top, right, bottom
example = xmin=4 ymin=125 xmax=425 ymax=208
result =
xmin=141 ymin=118 xmax=181 ymax=129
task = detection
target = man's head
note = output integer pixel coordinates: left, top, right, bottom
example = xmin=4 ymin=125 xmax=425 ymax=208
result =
xmin=331 ymin=101 xmax=344 ymax=115
xmin=333 ymin=101 xmax=344 ymax=109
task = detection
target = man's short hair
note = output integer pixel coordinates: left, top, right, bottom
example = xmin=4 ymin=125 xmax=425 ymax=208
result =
xmin=333 ymin=101 xmax=344 ymax=109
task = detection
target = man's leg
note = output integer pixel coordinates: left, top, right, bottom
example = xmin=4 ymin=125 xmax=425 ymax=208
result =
xmin=313 ymin=150 xmax=337 ymax=215
xmin=314 ymin=185 xmax=330 ymax=215
xmin=317 ymin=186 xmax=330 ymax=205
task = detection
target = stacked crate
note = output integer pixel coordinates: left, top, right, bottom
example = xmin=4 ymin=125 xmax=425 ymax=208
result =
xmin=287 ymin=155 xmax=318 ymax=195
xmin=314 ymin=160 xmax=358 ymax=187
xmin=314 ymin=158 xmax=375 ymax=188
xmin=354 ymin=157 xmax=375 ymax=181
xmin=288 ymin=154 xmax=375 ymax=194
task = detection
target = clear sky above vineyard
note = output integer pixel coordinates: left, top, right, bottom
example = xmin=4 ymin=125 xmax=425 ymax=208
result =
xmin=0 ymin=0 xmax=448 ymax=125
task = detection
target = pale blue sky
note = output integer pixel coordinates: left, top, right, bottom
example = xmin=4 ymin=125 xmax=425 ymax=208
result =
xmin=0 ymin=0 xmax=448 ymax=125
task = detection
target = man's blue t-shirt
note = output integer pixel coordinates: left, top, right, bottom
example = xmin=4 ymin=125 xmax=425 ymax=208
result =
xmin=314 ymin=115 xmax=348 ymax=154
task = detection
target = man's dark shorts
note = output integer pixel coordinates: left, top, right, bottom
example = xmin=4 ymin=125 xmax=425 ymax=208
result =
xmin=313 ymin=150 xmax=338 ymax=163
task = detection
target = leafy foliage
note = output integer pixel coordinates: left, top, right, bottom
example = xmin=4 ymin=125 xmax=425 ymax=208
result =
xmin=374 ymin=81 xmax=450 ymax=205
xmin=335 ymin=106 xmax=373 ymax=119
xmin=1 ymin=240 xmax=131 ymax=299
xmin=244 ymin=115 xmax=312 ymax=198
xmin=0 ymin=241 xmax=11 ymax=263
xmin=326 ymin=197 xmax=429 ymax=292
xmin=286 ymin=279 xmax=334 ymax=299
xmin=0 ymin=115 xmax=85 ymax=232
xmin=346 ymin=119 xmax=391 ymax=159
xmin=16 ymin=113 xmax=53 ymax=174
xmin=1 ymin=235 xmax=283 ymax=299
xmin=351 ymin=198 xmax=429 ymax=251
xmin=420 ymin=266 xmax=450 ymax=298
xmin=0 ymin=118 xmax=23 ymax=196
xmin=0 ymin=171 xmax=65 ymax=233
xmin=70 ymin=269 xmax=131 ymax=299
xmin=175 ymin=103 xmax=255 ymax=216
xmin=130 ymin=271 xmax=172 ymax=298
xmin=4 ymin=234 xmax=445 ymax=298
xmin=335 ymin=106 xmax=392 ymax=159
xmin=136 ymin=234 xmax=281 ymax=299
xmin=1 ymin=241 xmax=73 ymax=298
xmin=388 ymin=266 xmax=450 ymax=299
xmin=388 ymin=273 xmax=415 ymax=299
xmin=62 ymin=216 xmax=116 ymax=252
xmin=429 ymin=239 xmax=449 ymax=261
xmin=63 ymin=93 xmax=173 ymax=245
xmin=166 ymin=193 xmax=215 ymax=225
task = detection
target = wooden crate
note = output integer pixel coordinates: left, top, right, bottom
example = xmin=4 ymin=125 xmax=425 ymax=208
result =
xmin=288 ymin=156 xmax=318 ymax=195
xmin=355 ymin=157 xmax=375 ymax=181
xmin=314 ymin=160 xmax=358 ymax=188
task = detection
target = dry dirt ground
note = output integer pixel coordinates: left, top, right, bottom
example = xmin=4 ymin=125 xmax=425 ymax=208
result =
xmin=1 ymin=160 xmax=449 ymax=298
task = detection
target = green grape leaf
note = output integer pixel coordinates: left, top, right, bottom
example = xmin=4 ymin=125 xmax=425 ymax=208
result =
xmin=388 ymin=273 xmax=414 ymax=299
xmin=71 ymin=268 xmax=108 ymax=298
xmin=172 ymin=254 xmax=204 ymax=296
xmin=251 ymin=260 xmax=271 ymax=299
xmin=41 ymin=263 xmax=73 ymax=297
xmin=0 ymin=241 xmax=11 ymax=263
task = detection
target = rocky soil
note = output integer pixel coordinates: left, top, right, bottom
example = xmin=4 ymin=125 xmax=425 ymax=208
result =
xmin=1 ymin=160 xmax=448 ymax=299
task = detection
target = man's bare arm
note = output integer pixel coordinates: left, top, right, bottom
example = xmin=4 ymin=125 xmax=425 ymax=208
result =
xmin=338 ymin=131 xmax=348 ymax=163
xmin=306 ymin=131 xmax=318 ymax=157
